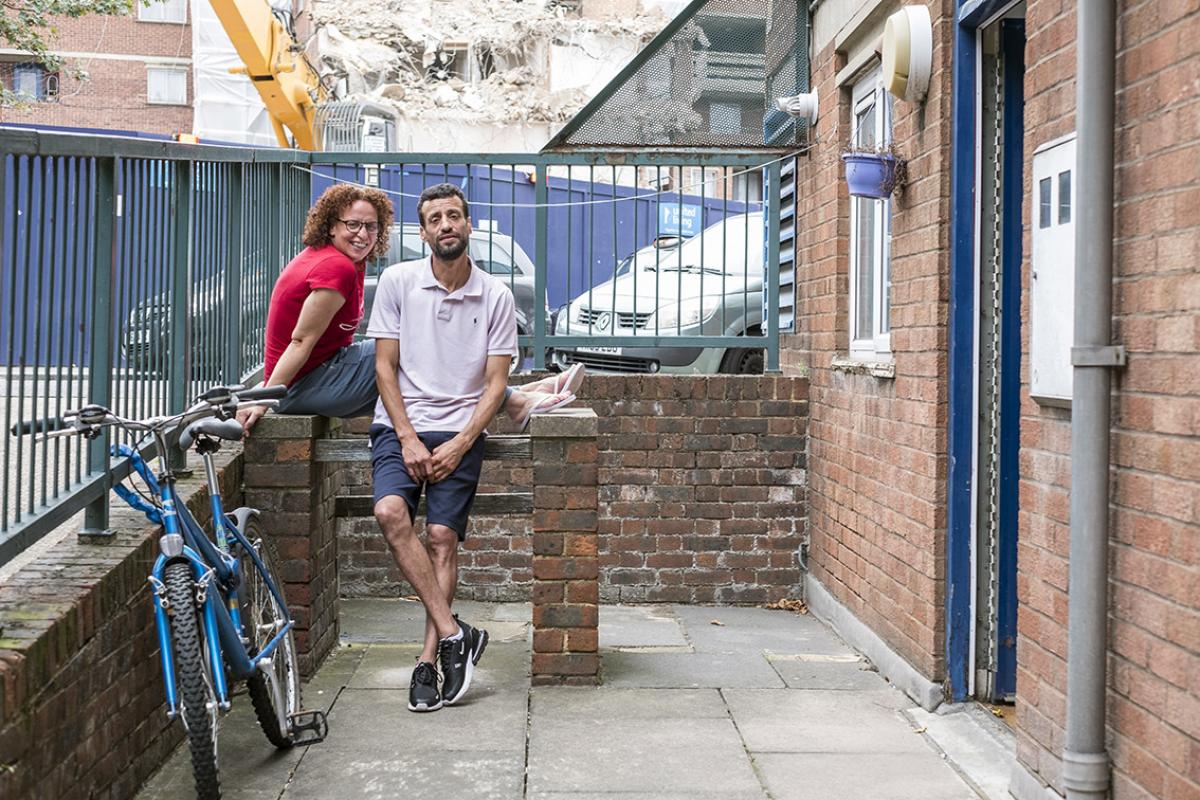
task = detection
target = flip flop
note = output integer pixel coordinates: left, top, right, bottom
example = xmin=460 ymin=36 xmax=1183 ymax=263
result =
xmin=518 ymin=390 xmax=577 ymax=433
xmin=555 ymin=362 xmax=586 ymax=396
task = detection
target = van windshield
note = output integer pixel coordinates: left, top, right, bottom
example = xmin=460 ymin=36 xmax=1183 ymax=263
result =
xmin=663 ymin=213 xmax=763 ymax=276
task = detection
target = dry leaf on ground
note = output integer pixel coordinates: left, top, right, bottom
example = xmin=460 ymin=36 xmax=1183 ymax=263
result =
xmin=762 ymin=598 xmax=809 ymax=614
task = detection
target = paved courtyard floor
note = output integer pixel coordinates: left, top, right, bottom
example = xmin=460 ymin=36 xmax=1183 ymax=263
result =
xmin=135 ymin=599 xmax=986 ymax=799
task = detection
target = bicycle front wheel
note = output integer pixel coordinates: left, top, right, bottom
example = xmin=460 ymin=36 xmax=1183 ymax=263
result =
xmin=164 ymin=561 xmax=221 ymax=800
xmin=238 ymin=520 xmax=301 ymax=748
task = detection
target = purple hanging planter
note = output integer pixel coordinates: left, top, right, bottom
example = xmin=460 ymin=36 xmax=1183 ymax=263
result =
xmin=842 ymin=152 xmax=901 ymax=199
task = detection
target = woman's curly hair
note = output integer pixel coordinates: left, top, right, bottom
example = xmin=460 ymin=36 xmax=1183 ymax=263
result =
xmin=302 ymin=184 xmax=394 ymax=260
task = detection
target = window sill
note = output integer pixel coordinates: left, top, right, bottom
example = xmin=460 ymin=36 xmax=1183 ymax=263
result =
xmin=831 ymin=354 xmax=895 ymax=379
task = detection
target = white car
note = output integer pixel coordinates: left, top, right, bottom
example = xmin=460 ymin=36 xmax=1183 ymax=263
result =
xmin=550 ymin=212 xmax=765 ymax=374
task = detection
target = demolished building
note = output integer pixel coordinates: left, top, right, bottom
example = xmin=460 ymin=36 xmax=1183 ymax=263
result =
xmin=310 ymin=0 xmax=681 ymax=152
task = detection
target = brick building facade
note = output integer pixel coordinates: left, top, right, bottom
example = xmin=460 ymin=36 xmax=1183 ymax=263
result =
xmin=789 ymin=1 xmax=1199 ymax=799
xmin=0 ymin=8 xmax=195 ymax=135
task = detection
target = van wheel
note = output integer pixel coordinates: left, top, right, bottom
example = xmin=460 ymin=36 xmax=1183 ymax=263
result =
xmin=718 ymin=327 xmax=764 ymax=374
xmin=719 ymin=346 xmax=764 ymax=374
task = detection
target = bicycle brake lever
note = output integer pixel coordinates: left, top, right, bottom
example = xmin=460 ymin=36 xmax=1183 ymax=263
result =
xmin=77 ymin=405 xmax=109 ymax=425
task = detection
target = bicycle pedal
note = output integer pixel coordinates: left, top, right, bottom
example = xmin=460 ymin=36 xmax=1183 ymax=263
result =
xmin=288 ymin=709 xmax=329 ymax=746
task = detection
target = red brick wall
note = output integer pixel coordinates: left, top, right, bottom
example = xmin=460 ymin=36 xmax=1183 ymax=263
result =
xmin=337 ymin=375 xmax=808 ymax=605
xmin=337 ymin=422 xmax=534 ymax=601
xmin=1017 ymin=2 xmax=1200 ymax=798
xmin=0 ymin=14 xmax=193 ymax=136
xmin=1014 ymin=1 xmax=1077 ymax=790
xmin=0 ymin=451 xmax=241 ymax=800
xmin=588 ymin=375 xmax=807 ymax=604
xmin=788 ymin=0 xmax=956 ymax=681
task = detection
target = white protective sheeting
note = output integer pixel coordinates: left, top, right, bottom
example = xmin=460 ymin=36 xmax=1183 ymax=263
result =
xmin=191 ymin=0 xmax=283 ymax=146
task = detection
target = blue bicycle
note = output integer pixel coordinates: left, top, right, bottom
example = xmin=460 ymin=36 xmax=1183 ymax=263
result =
xmin=17 ymin=384 xmax=327 ymax=799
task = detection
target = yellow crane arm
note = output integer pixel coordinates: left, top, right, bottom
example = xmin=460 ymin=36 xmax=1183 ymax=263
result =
xmin=208 ymin=0 xmax=326 ymax=149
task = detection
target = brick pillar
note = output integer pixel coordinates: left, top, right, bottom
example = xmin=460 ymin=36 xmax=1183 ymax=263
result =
xmin=530 ymin=408 xmax=600 ymax=685
xmin=242 ymin=415 xmax=343 ymax=677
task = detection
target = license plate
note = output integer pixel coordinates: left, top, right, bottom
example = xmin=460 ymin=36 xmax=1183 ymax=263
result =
xmin=578 ymin=346 xmax=622 ymax=356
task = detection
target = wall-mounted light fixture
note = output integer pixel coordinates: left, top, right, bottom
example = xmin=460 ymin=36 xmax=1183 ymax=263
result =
xmin=774 ymin=89 xmax=819 ymax=126
xmin=882 ymin=5 xmax=933 ymax=102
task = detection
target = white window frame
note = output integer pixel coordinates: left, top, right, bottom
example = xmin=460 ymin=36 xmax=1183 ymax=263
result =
xmin=139 ymin=0 xmax=187 ymax=23
xmin=12 ymin=62 xmax=47 ymax=99
xmin=732 ymin=169 xmax=763 ymax=204
xmin=146 ymin=66 xmax=188 ymax=105
xmin=848 ymin=68 xmax=893 ymax=360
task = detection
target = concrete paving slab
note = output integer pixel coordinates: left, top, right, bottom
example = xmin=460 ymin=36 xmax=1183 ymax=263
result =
xmin=599 ymin=605 xmax=689 ymax=649
xmin=906 ymin=704 xmax=1016 ymax=800
xmin=674 ymin=605 xmax=850 ymax=656
xmin=338 ymin=597 xmax=433 ymax=642
xmin=482 ymin=617 xmax=534 ymax=644
xmin=347 ymin=641 xmax=530 ymax=693
xmin=133 ymin=601 xmax=996 ymax=800
xmin=528 ymin=793 xmax=766 ymax=800
xmin=339 ymin=598 xmax=500 ymax=643
xmin=532 ymin=687 xmax=728 ymax=720
xmin=322 ymin=686 xmax=528 ymax=753
xmin=722 ymin=689 xmax=926 ymax=754
xmin=527 ymin=717 xmax=761 ymax=795
xmin=601 ymin=650 xmax=784 ymax=688
xmin=284 ymin=748 xmax=525 ymax=799
xmin=135 ymin=701 xmax=304 ymax=799
xmin=766 ymin=652 xmax=893 ymax=691
xmin=491 ymin=602 xmax=533 ymax=622
xmin=754 ymin=752 xmax=979 ymax=800
xmin=345 ymin=642 xmax=424 ymax=689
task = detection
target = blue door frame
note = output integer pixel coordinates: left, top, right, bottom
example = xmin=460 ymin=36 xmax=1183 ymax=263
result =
xmin=995 ymin=18 xmax=1025 ymax=699
xmin=947 ymin=0 xmax=1025 ymax=702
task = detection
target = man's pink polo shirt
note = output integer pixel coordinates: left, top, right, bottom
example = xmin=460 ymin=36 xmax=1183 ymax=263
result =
xmin=366 ymin=256 xmax=518 ymax=433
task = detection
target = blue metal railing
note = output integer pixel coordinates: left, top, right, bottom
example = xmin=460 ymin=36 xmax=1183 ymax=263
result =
xmin=1 ymin=128 xmax=784 ymax=563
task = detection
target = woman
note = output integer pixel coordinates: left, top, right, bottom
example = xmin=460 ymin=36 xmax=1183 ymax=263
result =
xmin=238 ymin=183 xmax=581 ymax=434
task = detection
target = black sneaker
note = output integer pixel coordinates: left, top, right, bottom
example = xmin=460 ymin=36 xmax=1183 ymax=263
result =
xmin=439 ymin=618 xmax=489 ymax=705
xmin=408 ymin=661 xmax=442 ymax=712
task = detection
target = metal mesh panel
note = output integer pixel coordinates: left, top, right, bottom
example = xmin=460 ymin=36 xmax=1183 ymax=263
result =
xmin=553 ymin=0 xmax=801 ymax=148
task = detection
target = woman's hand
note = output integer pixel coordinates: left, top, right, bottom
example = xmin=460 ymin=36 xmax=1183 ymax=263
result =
xmin=237 ymin=404 xmax=269 ymax=435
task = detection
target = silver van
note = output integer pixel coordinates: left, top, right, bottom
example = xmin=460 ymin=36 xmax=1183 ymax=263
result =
xmin=549 ymin=212 xmax=765 ymax=374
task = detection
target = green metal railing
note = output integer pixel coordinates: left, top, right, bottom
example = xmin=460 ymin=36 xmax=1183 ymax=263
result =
xmin=310 ymin=150 xmax=782 ymax=374
xmin=1 ymin=128 xmax=785 ymax=562
xmin=0 ymin=129 xmax=307 ymax=563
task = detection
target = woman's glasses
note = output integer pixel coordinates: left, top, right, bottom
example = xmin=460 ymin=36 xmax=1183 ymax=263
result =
xmin=339 ymin=219 xmax=379 ymax=235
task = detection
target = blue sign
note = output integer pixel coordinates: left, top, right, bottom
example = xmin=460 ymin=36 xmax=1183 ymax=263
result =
xmin=658 ymin=203 xmax=702 ymax=237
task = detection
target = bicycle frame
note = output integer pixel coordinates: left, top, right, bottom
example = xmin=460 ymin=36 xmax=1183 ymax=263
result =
xmin=122 ymin=436 xmax=295 ymax=718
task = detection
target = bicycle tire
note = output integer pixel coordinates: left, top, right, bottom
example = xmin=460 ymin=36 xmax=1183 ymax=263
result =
xmin=238 ymin=521 xmax=301 ymax=749
xmin=164 ymin=561 xmax=221 ymax=800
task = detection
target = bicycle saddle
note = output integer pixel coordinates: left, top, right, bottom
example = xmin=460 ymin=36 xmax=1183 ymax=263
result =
xmin=179 ymin=417 xmax=245 ymax=450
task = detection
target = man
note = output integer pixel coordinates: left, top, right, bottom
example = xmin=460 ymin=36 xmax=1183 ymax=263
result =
xmin=367 ymin=183 xmax=513 ymax=712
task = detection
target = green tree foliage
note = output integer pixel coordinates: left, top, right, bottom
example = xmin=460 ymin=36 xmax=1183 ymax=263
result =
xmin=1 ymin=0 xmax=134 ymax=106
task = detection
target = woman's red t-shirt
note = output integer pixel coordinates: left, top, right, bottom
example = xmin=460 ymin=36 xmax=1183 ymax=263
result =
xmin=263 ymin=245 xmax=365 ymax=384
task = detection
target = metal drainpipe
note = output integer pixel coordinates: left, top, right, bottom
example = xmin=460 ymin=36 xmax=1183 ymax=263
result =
xmin=1063 ymin=2 xmax=1123 ymax=798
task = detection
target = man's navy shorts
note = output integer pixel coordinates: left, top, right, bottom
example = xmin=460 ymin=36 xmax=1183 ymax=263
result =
xmin=369 ymin=425 xmax=486 ymax=540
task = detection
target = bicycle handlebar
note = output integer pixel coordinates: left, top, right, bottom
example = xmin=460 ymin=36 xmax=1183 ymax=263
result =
xmin=238 ymin=385 xmax=287 ymax=401
xmin=10 ymin=417 xmax=67 ymax=436
xmin=10 ymin=384 xmax=282 ymax=440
